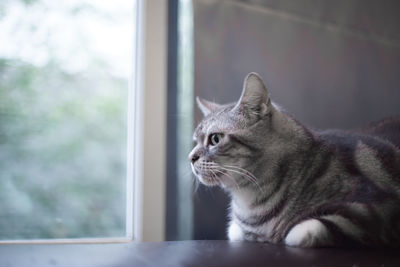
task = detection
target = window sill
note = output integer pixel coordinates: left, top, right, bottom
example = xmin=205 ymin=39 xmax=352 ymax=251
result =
xmin=0 ymin=240 xmax=398 ymax=267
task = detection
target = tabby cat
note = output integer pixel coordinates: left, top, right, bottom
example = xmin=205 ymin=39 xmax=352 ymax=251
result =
xmin=189 ymin=73 xmax=400 ymax=247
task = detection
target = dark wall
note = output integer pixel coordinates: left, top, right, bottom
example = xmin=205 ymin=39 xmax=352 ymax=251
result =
xmin=192 ymin=0 xmax=400 ymax=240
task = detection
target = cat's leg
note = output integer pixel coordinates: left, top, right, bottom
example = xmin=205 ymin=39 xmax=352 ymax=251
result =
xmin=284 ymin=219 xmax=331 ymax=247
xmin=228 ymin=221 xmax=244 ymax=241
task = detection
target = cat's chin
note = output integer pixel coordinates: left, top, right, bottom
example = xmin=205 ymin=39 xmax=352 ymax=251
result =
xmin=197 ymin=175 xmax=220 ymax=187
xmin=200 ymin=177 xmax=240 ymax=190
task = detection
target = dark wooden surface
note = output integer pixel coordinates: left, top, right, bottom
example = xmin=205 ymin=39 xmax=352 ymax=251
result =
xmin=0 ymin=240 xmax=399 ymax=267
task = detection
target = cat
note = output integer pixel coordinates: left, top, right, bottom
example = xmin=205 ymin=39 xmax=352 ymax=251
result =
xmin=189 ymin=72 xmax=400 ymax=247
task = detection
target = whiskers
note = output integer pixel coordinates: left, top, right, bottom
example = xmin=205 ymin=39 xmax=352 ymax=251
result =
xmin=194 ymin=161 xmax=263 ymax=193
xmin=220 ymin=164 xmax=263 ymax=193
xmin=210 ymin=166 xmax=240 ymax=191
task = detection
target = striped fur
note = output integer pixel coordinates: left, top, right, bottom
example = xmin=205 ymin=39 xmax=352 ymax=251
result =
xmin=189 ymin=73 xmax=400 ymax=247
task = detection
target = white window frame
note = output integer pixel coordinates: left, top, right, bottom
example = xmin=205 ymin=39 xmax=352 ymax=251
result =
xmin=0 ymin=0 xmax=167 ymax=244
xmin=131 ymin=0 xmax=167 ymax=242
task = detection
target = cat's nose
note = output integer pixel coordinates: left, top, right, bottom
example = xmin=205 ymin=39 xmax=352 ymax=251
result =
xmin=189 ymin=153 xmax=200 ymax=164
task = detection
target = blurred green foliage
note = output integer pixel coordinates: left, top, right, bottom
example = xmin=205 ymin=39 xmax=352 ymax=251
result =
xmin=0 ymin=1 xmax=128 ymax=239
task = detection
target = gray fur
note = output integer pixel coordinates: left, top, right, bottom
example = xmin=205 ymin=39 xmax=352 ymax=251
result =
xmin=189 ymin=72 xmax=400 ymax=247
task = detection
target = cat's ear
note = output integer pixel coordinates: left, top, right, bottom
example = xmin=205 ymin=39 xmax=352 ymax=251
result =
xmin=234 ymin=72 xmax=271 ymax=116
xmin=196 ymin=97 xmax=221 ymax=116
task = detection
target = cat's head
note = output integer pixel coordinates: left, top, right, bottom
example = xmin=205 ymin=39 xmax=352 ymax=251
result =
xmin=189 ymin=73 xmax=277 ymax=189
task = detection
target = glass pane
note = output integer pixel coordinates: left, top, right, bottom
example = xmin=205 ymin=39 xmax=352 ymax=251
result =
xmin=0 ymin=0 xmax=132 ymax=239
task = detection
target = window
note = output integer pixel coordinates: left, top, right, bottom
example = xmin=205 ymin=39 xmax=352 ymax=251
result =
xmin=0 ymin=0 xmax=132 ymax=241
xmin=0 ymin=0 xmax=168 ymax=246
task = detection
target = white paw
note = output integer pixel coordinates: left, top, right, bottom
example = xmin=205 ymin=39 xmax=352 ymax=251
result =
xmin=285 ymin=219 xmax=329 ymax=247
xmin=228 ymin=222 xmax=244 ymax=241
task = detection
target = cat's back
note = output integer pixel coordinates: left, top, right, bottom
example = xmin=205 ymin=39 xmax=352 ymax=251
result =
xmin=316 ymin=117 xmax=400 ymax=153
xmin=315 ymin=117 xmax=400 ymax=183
xmin=355 ymin=116 xmax=400 ymax=149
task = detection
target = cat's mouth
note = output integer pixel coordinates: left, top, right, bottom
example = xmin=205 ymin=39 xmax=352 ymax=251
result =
xmin=192 ymin=164 xmax=225 ymax=186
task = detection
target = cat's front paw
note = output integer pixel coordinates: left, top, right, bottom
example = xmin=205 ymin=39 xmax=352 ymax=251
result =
xmin=228 ymin=222 xmax=244 ymax=241
xmin=285 ymin=219 xmax=330 ymax=247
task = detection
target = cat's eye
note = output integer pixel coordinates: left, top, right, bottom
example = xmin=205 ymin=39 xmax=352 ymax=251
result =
xmin=209 ymin=133 xmax=223 ymax=146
